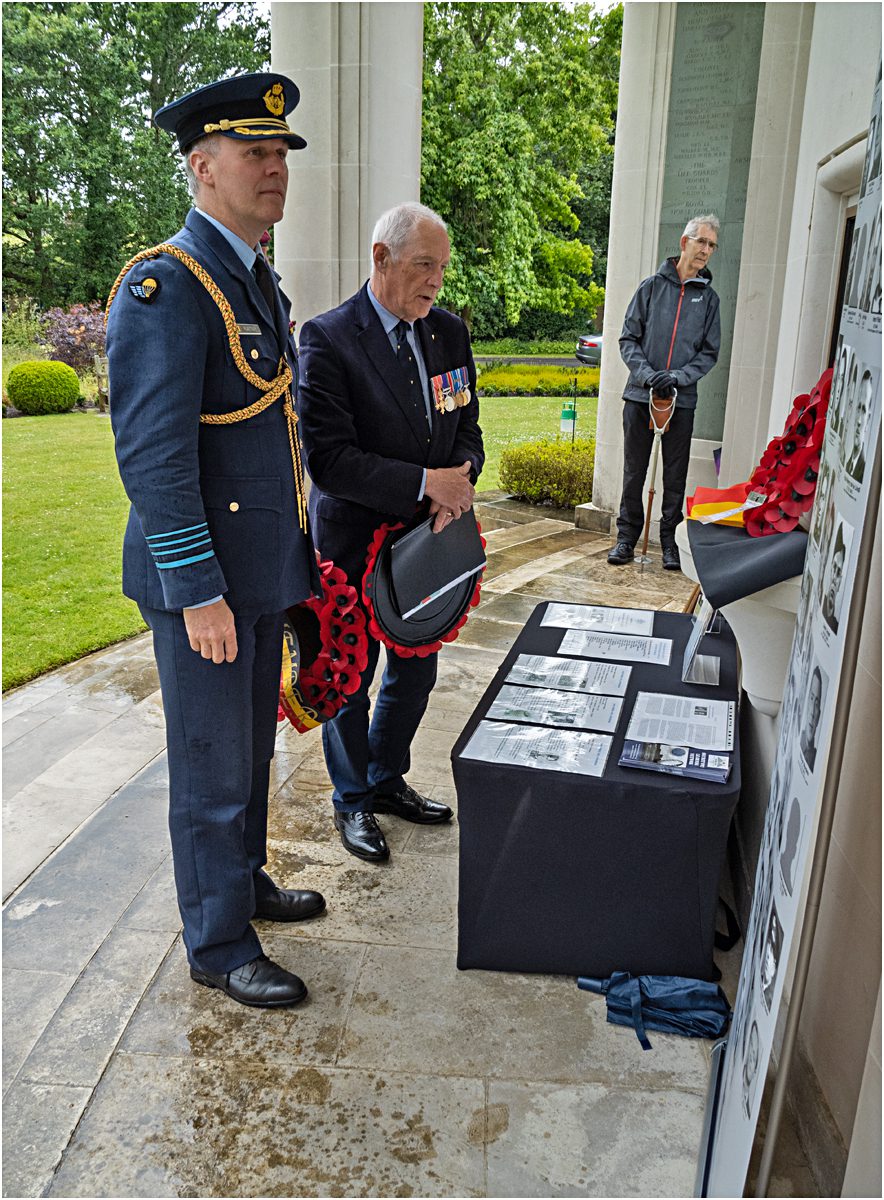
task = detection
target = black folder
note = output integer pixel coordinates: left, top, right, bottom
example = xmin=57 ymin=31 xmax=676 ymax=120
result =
xmin=390 ymin=508 xmax=486 ymax=619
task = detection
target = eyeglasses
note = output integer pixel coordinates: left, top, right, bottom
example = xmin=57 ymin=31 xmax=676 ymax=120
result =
xmin=688 ymin=236 xmax=718 ymax=252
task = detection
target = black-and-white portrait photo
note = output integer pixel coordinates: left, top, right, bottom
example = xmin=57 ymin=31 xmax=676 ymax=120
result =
xmin=798 ymin=660 xmax=828 ymax=773
xmin=821 ymin=518 xmax=853 ymax=635
xmin=828 ymin=339 xmax=852 ymax=440
xmin=810 ymin=459 xmax=834 ymax=546
xmin=760 ymin=902 xmax=784 ymax=1012
xmin=846 ymin=218 xmax=868 ymax=309
xmin=843 ymin=365 xmax=874 ymax=483
xmin=860 ymin=99 xmax=882 ymax=196
xmin=859 ymin=208 xmax=881 ymax=316
xmin=742 ymin=1020 xmax=761 ymax=1119
xmin=779 ymin=796 xmax=803 ymax=897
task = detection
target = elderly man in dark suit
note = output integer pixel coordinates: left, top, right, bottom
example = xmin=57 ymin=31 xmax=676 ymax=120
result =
xmin=107 ymin=74 xmax=326 ymax=1009
xmin=298 ymin=202 xmax=484 ymax=863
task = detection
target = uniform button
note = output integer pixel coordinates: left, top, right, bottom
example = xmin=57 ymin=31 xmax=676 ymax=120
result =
xmin=250 ymin=349 xmax=259 ymax=360
xmin=229 ymin=502 xmax=240 ymax=512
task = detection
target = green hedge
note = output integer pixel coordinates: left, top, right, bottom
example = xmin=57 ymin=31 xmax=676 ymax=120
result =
xmin=6 ymin=360 xmax=79 ymax=415
xmin=478 ymin=363 xmax=599 ymax=397
xmin=472 ymin=338 xmax=575 ymax=356
xmin=500 ymin=436 xmax=595 ymax=508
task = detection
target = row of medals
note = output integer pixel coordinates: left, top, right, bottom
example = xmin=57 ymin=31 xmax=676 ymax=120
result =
xmin=435 ymin=384 xmax=471 ymax=413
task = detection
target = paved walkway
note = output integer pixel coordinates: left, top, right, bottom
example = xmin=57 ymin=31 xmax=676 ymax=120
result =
xmin=2 ymin=497 xmax=813 ymax=1197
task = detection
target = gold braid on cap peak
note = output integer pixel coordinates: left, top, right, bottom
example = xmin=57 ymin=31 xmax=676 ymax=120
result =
xmin=106 ymin=244 xmax=308 ymax=533
xmin=202 ymin=116 xmax=293 ymax=136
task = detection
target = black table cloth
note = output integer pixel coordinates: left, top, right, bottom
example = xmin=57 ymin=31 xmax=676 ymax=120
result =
xmin=452 ymin=604 xmax=741 ymax=981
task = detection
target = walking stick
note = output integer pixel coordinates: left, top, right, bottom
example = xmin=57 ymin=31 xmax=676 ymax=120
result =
xmin=635 ymin=388 xmax=676 ymax=571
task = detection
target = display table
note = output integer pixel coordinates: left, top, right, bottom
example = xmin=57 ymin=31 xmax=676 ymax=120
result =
xmin=452 ymin=604 xmax=741 ymax=981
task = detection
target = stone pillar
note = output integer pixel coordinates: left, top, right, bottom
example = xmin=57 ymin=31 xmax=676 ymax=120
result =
xmin=271 ymin=2 xmax=424 ymax=329
xmin=587 ymin=2 xmax=677 ymax=532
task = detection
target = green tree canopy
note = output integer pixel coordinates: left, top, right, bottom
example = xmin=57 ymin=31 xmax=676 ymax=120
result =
xmin=422 ymin=2 xmax=621 ymax=337
xmin=2 ymin=2 xmax=269 ymax=308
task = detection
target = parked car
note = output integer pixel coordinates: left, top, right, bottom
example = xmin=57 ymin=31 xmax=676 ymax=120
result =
xmin=575 ymin=331 xmax=602 ymax=366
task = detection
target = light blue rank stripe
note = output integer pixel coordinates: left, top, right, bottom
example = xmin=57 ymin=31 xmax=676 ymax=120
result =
xmin=151 ymin=537 xmax=213 ymax=558
xmin=155 ymin=549 xmax=216 ymax=570
xmin=145 ymin=522 xmax=208 ymax=543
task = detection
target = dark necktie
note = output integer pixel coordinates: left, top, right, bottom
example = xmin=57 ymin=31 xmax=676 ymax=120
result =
xmin=393 ymin=319 xmax=430 ymax=428
xmin=253 ymin=254 xmax=277 ymax=312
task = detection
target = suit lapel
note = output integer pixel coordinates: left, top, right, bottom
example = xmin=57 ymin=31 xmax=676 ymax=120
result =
xmin=355 ymin=286 xmax=432 ymax=456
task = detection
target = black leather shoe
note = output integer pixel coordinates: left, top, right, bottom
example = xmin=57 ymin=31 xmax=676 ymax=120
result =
xmin=662 ymin=544 xmax=681 ymax=571
xmin=371 ymin=784 xmax=453 ymax=825
xmin=190 ymin=954 xmax=307 ymax=1008
xmin=607 ymin=540 xmax=635 ymax=566
xmin=254 ymin=886 xmax=326 ymax=922
xmin=334 ymin=811 xmax=390 ymax=862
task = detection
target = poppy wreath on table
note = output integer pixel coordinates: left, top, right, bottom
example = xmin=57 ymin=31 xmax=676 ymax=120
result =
xmin=277 ymin=556 xmax=369 ymax=734
xmin=362 ymin=519 xmax=486 ymax=658
xmin=744 ymin=368 xmax=832 ymax=537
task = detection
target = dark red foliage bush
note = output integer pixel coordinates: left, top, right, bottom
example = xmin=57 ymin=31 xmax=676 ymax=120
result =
xmin=39 ymin=303 xmax=106 ymax=372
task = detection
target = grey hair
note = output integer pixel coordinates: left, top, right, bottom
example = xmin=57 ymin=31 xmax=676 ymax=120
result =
xmin=182 ymin=135 xmax=219 ymax=199
xmin=683 ymin=213 xmax=721 ymax=239
xmin=371 ymin=202 xmax=447 ymax=261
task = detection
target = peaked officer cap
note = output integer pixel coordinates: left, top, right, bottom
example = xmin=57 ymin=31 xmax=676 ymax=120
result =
xmin=155 ymin=72 xmax=307 ymax=153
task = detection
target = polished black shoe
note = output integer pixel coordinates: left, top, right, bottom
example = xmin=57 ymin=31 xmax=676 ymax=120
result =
xmin=334 ymin=811 xmax=390 ymax=862
xmin=190 ymin=954 xmax=307 ymax=1008
xmin=371 ymin=784 xmax=453 ymax=825
xmin=661 ymin=544 xmax=681 ymax=571
xmin=254 ymin=886 xmax=326 ymax=922
xmin=607 ymin=540 xmax=635 ymax=566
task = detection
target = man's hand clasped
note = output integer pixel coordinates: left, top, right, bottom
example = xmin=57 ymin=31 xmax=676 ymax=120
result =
xmin=425 ymin=460 xmax=475 ymax=533
xmin=648 ymin=370 xmax=677 ymax=399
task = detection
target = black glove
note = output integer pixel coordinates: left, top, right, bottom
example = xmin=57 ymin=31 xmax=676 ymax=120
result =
xmin=648 ymin=370 xmax=677 ymax=398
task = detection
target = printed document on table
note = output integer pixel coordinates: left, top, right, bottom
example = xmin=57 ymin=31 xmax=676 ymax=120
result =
xmin=540 ymin=603 xmax=654 ymax=636
xmin=461 ymin=721 xmax=612 ymax=777
xmin=505 ymin=654 xmax=632 ymax=696
xmin=559 ymin=629 xmax=672 ymax=666
xmin=487 ymin=684 xmax=623 ymax=733
xmin=625 ymin=692 xmax=735 ymax=750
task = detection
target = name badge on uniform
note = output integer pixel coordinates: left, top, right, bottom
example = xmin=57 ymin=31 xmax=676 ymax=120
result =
xmin=430 ymin=366 xmax=472 ymax=414
xmin=237 ymin=323 xmax=262 ymax=336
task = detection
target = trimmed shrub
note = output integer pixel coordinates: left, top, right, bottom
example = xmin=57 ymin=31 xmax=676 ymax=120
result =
xmin=500 ymin=437 xmax=595 ymax=508
xmin=6 ymin=360 xmax=80 ymax=415
xmin=39 ymin=302 xmax=106 ymax=372
xmin=473 ymin=338 xmax=575 ymax=356
xmin=478 ymin=362 xmax=599 ymax=397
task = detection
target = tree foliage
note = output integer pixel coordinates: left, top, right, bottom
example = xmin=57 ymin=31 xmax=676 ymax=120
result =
xmin=422 ymin=2 xmax=621 ymax=337
xmin=2 ymin=2 xmax=269 ymax=308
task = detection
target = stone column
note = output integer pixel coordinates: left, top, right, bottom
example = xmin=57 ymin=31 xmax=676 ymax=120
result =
xmin=271 ymin=2 xmax=424 ymax=329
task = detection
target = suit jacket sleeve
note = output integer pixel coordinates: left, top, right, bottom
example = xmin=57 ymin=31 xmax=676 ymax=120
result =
xmin=107 ymin=257 xmax=228 ymax=609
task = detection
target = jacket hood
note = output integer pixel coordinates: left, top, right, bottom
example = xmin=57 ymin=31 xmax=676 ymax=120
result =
xmin=658 ymin=257 xmax=713 ymax=286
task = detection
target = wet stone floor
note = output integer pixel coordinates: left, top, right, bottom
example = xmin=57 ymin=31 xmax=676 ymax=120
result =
xmin=2 ymin=496 xmax=813 ymax=1197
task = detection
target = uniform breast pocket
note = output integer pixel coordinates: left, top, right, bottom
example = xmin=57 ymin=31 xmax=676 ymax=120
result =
xmin=201 ymin=476 xmax=282 ymax=607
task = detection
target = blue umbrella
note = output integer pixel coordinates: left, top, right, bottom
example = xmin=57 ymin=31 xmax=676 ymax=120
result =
xmin=578 ymin=972 xmax=731 ymax=1051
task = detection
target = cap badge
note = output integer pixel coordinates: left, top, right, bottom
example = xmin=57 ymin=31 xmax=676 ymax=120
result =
xmin=128 ymin=277 xmax=159 ymax=302
xmin=263 ymin=83 xmax=285 ymax=116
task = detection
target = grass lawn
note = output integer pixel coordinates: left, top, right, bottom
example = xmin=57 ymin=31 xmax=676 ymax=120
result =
xmin=477 ymin=393 xmax=597 ymax=491
xmin=2 ymin=413 xmax=145 ymax=690
xmin=2 ymin=393 xmax=597 ymax=688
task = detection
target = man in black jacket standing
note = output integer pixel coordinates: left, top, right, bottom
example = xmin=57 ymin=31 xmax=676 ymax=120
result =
xmin=608 ymin=214 xmax=722 ymax=571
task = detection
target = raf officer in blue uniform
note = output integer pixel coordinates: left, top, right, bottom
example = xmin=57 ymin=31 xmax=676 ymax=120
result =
xmin=298 ymin=202 xmax=484 ymax=863
xmin=107 ymin=74 xmax=325 ymax=1008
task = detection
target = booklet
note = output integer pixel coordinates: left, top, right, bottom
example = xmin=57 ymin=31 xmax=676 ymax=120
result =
xmin=624 ymin=692 xmax=735 ymax=750
xmin=487 ymin=684 xmax=623 ymax=733
xmin=618 ymin=740 xmax=732 ymax=783
xmin=559 ymin=629 xmax=673 ymax=666
xmin=461 ymin=721 xmax=612 ymax=777
xmin=540 ymin=603 xmax=654 ymax=637
xmin=504 ymin=654 xmax=632 ymax=697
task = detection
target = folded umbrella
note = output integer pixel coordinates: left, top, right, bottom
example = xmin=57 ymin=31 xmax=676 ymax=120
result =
xmin=578 ymin=972 xmax=731 ymax=1051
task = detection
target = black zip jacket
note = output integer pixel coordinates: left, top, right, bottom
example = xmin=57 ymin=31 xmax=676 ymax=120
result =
xmin=619 ymin=257 xmax=721 ymax=410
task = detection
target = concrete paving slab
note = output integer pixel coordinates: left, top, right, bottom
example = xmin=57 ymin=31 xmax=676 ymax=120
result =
xmin=47 ymin=1053 xmax=486 ymax=1198
xmin=2 ymin=706 xmax=54 ymax=749
xmin=484 ymin=549 xmax=593 ymax=594
xmin=2 ymin=1080 xmax=92 ymax=1199
xmin=516 ymin=573 xmax=679 ymax=610
xmin=474 ymin=592 xmax=549 ymax=625
xmin=266 ymin=841 xmax=457 ymax=951
xmin=400 ymin=818 xmax=459 ymax=858
xmin=36 ymin=713 xmax=167 ymax=797
xmin=3 ymin=781 xmax=107 ymax=899
xmin=118 ymin=934 xmax=364 ymax=1067
xmin=118 ymin=856 xmax=181 ymax=933
xmin=3 ymin=779 xmax=169 ymax=974
xmin=484 ymin=1079 xmax=705 ymax=1197
xmin=453 ymin=615 xmax=523 ymax=654
xmin=268 ymin=778 xmax=413 ymax=854
xmin=481 ymin=518 xmax=577 ymax=551
xmin=1 ymin=674 xmax=71 ymax=722
xmin=338 ymin=945 xmax=708 ymax=1090
xmin=19 ymin=929 xmax=176 ymax=1088
xmin=2 ymin=968 xmax=76 ymax=1095
xmin=2 ymin=707 xmax=119 ymax=800
xmin=484 ymin=529 xmax=603 ymax=577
